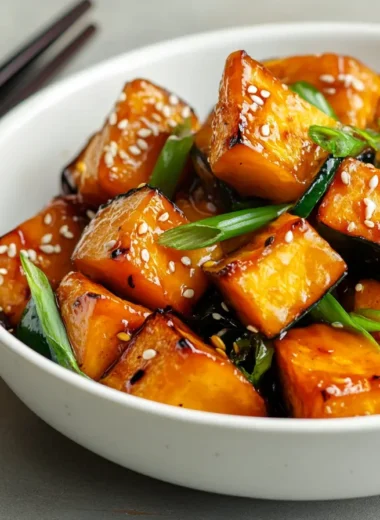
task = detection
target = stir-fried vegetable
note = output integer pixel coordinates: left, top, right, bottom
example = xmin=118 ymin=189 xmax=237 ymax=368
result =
xmin=290 ymin=81 xmax=338 ymax=119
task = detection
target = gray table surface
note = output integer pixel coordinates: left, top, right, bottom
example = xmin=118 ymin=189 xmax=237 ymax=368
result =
xmin=1 ymin=1 xmax=380 ymax=518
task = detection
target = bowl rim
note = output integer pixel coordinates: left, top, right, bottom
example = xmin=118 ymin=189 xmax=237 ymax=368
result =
xmin=2 ymin=21 xmax=380 ymax=433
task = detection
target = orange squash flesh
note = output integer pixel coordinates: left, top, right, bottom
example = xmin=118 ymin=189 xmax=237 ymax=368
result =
xmin=209 ymin=50 xmax=335 ymax=203
xmin=0 ymin=196 xmax=90 ymax=326
xmin=57 ymin=272 xmax=150 ymax=380
xmin=265 ymin=53 xmax=380 ymax=128
xmin=66 ymin=79 xmax=199 ymax=205
xmin=318 ymin=158 xmax=380 ymax=245
xmin=204 ymin=213 xmax=347 ymax=338
xmin=73 ymin=186 xmax=222 ymax=315
xmin=275 ymin=324 xmax=380 ymax=418
xmin=102 ymin=311 xmax=266 ymax=416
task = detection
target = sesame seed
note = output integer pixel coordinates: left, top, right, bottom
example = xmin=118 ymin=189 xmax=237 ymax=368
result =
xmin=27 ymin=249 xmax=37 ymax=262
xmin=206 ymin=202 xmax=217 ymax=212
xmin=152 ymin=113 xmax=162 ymax=122
xmin=260 ymin=124 xmax=270 ymax=137
xmin=129 ymin=145 xmax=141 ymax=156
xmin=352 ymin=78 xmax=365 ymax=92
xmin=168 ymin=119 xmax=177 ymax=128
xmin=109 ymin=112 xmax=117 ymax=125
xmin=211 ymin=335 xmax=226 ymax=351
xmin=8 ymin=243 xmax=16 ymax=258
xmin=364 ymin=198 xmax=377 ymax=220
xmin=117 ymin=332 xmax=131 ymax=342
xmin=117 ymin=119 xmax=128 ymax=130
xmin=169 ymin=94 xmax=179 ymax=106
xmin=155 ymin=101 xmax=164 ymax=112
xmin=162 ymin=105 xmax=171 ymax=118
xmin=247 ymin=85 xmax=258 ymax=94
xmin=119 ymin=92 xmax=127 ymax=102
xmin=143 ymin=349 xmax=157 ymax=360
xmin=279 ymin=331 xmax=288 ymax=340
xmin=137 ymin=183 xmax=146 ymax=188
xmin=212 ymin=312 xmax=223 ymax=321
xmin=261 ymin=89 xmax=271 ymax=98
xmin=137 ymin=139 xmax=148 ymax=151
xmin=141 ymin=249 xmax=150 ymax=262
xmin=168 ymin=261 xmax=176 ymax=273
xmin=181 ymin=256 xmax=191 ymax=266
xmin=104 ymin=151 xmax=114 ymax=167
xmin=137 ymin=128 xmax=152 ymax=138
xmin=105 ymin=240 xmax=117 ymax=249
xmin=137 ymin=222 xmax=148 ymax=236
xmin=183 ymin=288 xmax=194 ymax=299
xmin=0 ymin=275 xmax=3 ymax=286
xmin=0 ymin=245 xmax=8 ymax=254
xmin=119 ymin=150 xmax=129 ymax=162
xmin=250 ymin=94 xmax=264 ymax=106
xmin=320 ymin=74 xmax=335 ymax=83
xmin=39 ymin=244 xmax=55 ymax=254
xmin=284 ymin=230 xmax=294 ymax=243
xmin=347 ymin=222 xmax=356 ymax=232
xmin=332 ymin=322 xmax=344 ymax=328
xmin=355 ymin=283 xmax=364 ymax=292
xmin=216 ymin=348 xmax=228 ymax=359
xmin=0 ymin=268 xmax=8 ymax=275
xmin=233 ymin=342 xmax=240 ymax=354
xmin=190 ymin=268 xmax=195 ymax=277
xmin=364 ymin=220 xmax=375 ymax=228
xmin=86 ymin=210 xmax=96 ymax=220
xmin=44 ymin=213 xmax=52 ymax=225
xmin=41 ymin=233 xmax=52 ymax=244
xmin=158 ymin=212 xmax=169 ymax=222
xmin=181 ymin=106 xmax=191 ymax=118
xmin=369 ymin=175 xmax=379 ymax=190
xmin=247 ymin=325 xmax=259 ymax=333
xmin=221 ymin=302 xmax=229 ymax=312
xmin=202 ymin=260 xmax=216 ymax=268
xmin=341 ymin=171 xmax=351 ymax=185
xmin=109 ymin=141 xmax=118 ymax=155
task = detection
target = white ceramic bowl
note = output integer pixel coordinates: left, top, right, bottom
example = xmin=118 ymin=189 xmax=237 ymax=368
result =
xmin=2 ymin=22 xmax=380 ymax=501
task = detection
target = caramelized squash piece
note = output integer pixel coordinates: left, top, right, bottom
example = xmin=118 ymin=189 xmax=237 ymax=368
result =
xmin=102 ymin=311 xmax=266 ymax=416
xmin=204 ymin=213 xmax=347 ymax=338
xmin=265 ymin=53 xmax=380 ymax=128
xmin=275 ymin=324 xmax=380 ymax=418
xmin=57 ymin=272 xmax=150 ymax=380
xmin=0 ymin=196 xmax=90 ymax=326
xmin=73 ymin=186 xmax=222 ymax=315
xmin=65 ymin=79 xmax=199 ymax=204
xmin=209 ymin=51 xmax=335 ymax=203
xmin=318 ymin=159 xmax=380 ymax=250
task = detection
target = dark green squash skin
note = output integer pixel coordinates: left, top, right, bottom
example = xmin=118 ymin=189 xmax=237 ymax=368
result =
xmin=16 ymin=298 xmax=51 ymax=359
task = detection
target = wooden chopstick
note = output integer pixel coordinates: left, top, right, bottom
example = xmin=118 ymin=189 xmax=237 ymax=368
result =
xmin=0 ymin=24 xmax=97 ymax=118
xmin=0 ymin=0 xmax=92 ymax=90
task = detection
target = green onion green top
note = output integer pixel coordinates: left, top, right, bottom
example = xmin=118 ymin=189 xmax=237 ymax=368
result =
xmin=158 ymin=204 xmax=291 ymax=250
xmin=149 ymin=118 xmax=194 ymax=199
xmin=20 ymin=253 xmax=85 ymax=375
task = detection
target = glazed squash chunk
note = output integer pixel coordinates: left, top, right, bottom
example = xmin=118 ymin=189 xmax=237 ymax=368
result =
xmin=209 ymin=50 xmax=336 ymax=203
xmin=204 ymin=213 xmax=347 ymax=338
xmin=73 ymin=186 xmax=221 ymax=315
xmin=275 ymin=324 xmax=380 ymax=418
xmin=57 ymin=272 xmax=150 ymax=380
xmin=102 ymin=311 xmax=266 ymax=416
xmin=64 ymin=79 xmax=199 ymax=204
xmin=0 ymin=196 xmax=90 ymax=326
xmin=318 ymin=158 xmax=380 ymax=248
xmin=265 ymin=53 xmax=380 ymax=128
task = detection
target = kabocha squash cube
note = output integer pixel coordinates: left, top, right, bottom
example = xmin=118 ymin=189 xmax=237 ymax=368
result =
xmin=265 ymin=53 xmax=380 ymax=128
xmin=204 ymin=213 xmax=347 ymax=338
xmin=64 ymin=79 xmax=199 ymax=204
xmin=102 ymin=311 xmax=266 ymax=416
xmin=73 ymin=186 xmax=222 ymax=315
xmin=0 ymin=196 xmax=90 ymax=326
xmin=57 ymin=272 xmax=150 ymax=380
xmin=209 ymin=51 xmax=336 ymax=203
xmin=275 ymin=324 xmax=380 ymax=418
xmin=318 ymin=159 xmax=380 ymax=265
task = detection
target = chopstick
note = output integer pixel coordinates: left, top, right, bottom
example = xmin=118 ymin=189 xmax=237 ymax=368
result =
xmin=0 ymin=0 xmax=92 ymax=90
xmin=0 ymin=24 xmax=97 ymax=118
